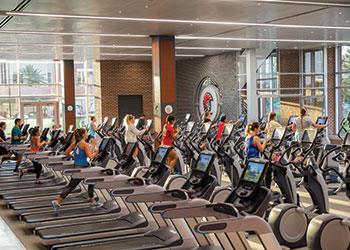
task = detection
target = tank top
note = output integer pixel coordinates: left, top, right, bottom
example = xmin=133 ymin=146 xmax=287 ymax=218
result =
xmin=162 ymin=124 xmax=174 ymax=146
xmin=88 ymin=122 xmax=96 ymax=138
xmin=245 ymin=136 xmax=260 ymax=159
xmin=30 ymin=136 xmax=40 ymax=152
xmin=73 ymin=144 xmax=89 ymax=167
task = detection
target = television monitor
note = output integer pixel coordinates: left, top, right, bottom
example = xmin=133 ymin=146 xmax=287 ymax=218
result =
xmin=242 ymin=161 xmax=266 ymax=184
xmin=201 ymin=122 xmax=211 ymax=134
xmin=223 ymin=123 xmax=234 ymax=136
xmin=194 ymin=153 xmax=213 ymax=172
xmin=154 ymin=146 xmax=169 ymax=163
xmin=186 ymin=122 xmax=195 ymax=132
xmin=184 ymin=113 xmax=191 ymax=123
xmin=99 ymin=138 xmax=110 ymax=151
xmin=146 ymin=119 xmax=153 ymax=129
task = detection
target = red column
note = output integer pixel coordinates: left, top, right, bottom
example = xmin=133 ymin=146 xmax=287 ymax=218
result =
xmin=63 ymin=60 xmax=76 ymax=132
xmin=151 ymin=36 xmax=176 ymax=132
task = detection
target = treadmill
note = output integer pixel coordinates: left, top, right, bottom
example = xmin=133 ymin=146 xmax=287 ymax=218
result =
xmin=0 ymin=137 xmax=114 ymax=201
xmin=9 ymin=142 xmax=139 ymax=214
xmin=50 ymin=151 xmax=218 ymax=250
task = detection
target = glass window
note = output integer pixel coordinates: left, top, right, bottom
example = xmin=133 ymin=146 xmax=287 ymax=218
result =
xmin=0 ymin=98 xmax=20 ymax=134
xmin=304 ymin=52 xmax=312 ymax=74
xmin=0 ymin=61 xmax=18 ymax=84
xmin=315 ymin=50 xmax=323 ymax=74
xmin=19 ymin=61 xmax=54 ymax=84
xmin=341 ymin=46 xmax=350 ymax=73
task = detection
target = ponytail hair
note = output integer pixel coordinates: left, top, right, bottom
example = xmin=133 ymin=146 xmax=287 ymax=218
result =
xmin=74 ymin=128 xmax=86 ymax=143
xmin=245 ymin=122 xmax=260 ymax=136
xmin=123 ymin=114 xmax=134 ymax=126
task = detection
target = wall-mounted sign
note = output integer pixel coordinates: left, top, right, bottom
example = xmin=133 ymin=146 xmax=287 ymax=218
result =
xmin=196 ymin=77 xmax=222 ymax=121
xmin=66 ymin=105 xmax=74 ymax=112
xmin=164 ymin=105 xmax=173 ymax=114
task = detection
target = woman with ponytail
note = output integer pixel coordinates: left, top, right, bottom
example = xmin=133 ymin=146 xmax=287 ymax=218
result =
xmin=51 ymin=128 xmax=99 ymax=213
xmin=245 ymin=122 xmax=268 ymax=159
xmin=292 ymin=107 xmax=327 ymax=141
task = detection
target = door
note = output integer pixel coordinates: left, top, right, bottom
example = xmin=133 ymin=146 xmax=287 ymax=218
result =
xmin=118 ymin=95 xmax=143 ymax=124
xmin=21 ymin=102 xmax=58 ymax=129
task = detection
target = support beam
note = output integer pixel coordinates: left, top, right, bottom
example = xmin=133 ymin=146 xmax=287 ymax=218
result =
xmin=63 ymin=60 xmax=76 ymax=132
xmin=151 ymin=35 xmax=176 ymax=132
xmin=246 ymin=49 xmax=259 ymax=122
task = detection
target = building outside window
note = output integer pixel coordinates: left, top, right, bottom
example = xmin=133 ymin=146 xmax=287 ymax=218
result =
xmin=336 ymin=46 xmax=350 ymax=131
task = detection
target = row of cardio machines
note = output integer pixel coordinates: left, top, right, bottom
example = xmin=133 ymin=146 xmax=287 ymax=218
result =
xmin=0 ymin=116 xmax=284 ymax=250
xmin=176 ymin=115 xmax=350 ymax=250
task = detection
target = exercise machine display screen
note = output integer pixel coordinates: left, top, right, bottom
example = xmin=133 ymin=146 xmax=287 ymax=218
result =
xmin=194 ymin=153 xmax=213 ymax=172
xmin=99 ymin=138 xmax=110 ymax=151
xmin=287 ymin=116 xmax=297 ymax=126
xmin=271 ymin=127 xmax=285 ymax=140
xmin=242 ymin=161 xmax=265 ymax=183
xmin=223 ymin=123 xmax=234 ymax=136
xmin=316 ymin=117 xmax=327 ymax=125
xmin=146 ymin=119 xmax=153 ymax=129
xmin=110 ymin=118 xmax=117 ymax=128
xmin=22 ymin=124 xmax=29 ymax=134
xmin=301 ymin=129 xmax=317 ymax=143
xmin=201 ymin=122 xmax=211 ymax=134
xmin=184 ymin=113 xmax=191 ymax=123
xmin=239 ymin=115 xmax=246 ymax=123
xmin=154 ymin=147 xmax=168 ymax=163
xmin=134 ymin=119 xmax=139 ymax=128
xmin=186 ymin=122 xmax=194 ymax=132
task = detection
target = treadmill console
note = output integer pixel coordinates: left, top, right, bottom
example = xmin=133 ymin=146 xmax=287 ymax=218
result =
xmin=188 ymin=153 xmax=214 ymax=185
xmin=21 ymin=124 xmax=30 ymax=136
xmin=316 ymin=116 xmax=328 ymax=125
xmin=235 ymin=160 xmax=268 ymax=198
xmin=270 ymin=127 xmax=286 ymax=146
xmin=148 ymin=146 xmax=170 ymax=174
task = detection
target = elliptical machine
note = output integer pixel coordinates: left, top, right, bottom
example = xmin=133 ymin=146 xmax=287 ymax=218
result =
xmin=306 ymin=133 xmax=350 ymax=250
xmin=268 ymin=128 xmax=330 ymax=249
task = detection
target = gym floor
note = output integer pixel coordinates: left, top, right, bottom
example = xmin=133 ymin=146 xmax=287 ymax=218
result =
xmin=1 ymin=186 xmax=349 ymax=250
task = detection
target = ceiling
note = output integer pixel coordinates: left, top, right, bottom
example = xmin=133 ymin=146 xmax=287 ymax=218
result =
xmin=0 ymin=0 xmax=349 ymax=60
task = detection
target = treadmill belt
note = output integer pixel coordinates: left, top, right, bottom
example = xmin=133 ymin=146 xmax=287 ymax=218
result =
xmin=55 ymin=235 xmax=166 ymax=250
xmin=0 ymin=172 xmax=54 ymax=183
xmin=39 ymin=219 xmax=135 ymax=239
xmin=11 ymin=195 xmax=88 ymax=210
xmin=2 ymin=187 xmax=80 ymax=200
xmin=24 ymin=206 xmax=108 ymax=223
xmin=0 ymin=179 xmax=66 ymax=191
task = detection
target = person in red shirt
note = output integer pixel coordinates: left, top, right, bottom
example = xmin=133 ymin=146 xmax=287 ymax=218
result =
xmin=216 ymin=114 xmax=227 ymax=140
xmin=161 ymin=115 xmax=178 ymax=173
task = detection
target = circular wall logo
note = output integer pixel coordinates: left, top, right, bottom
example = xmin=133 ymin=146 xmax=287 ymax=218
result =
xmin=196 ymin=77 xmax=221 ymax=121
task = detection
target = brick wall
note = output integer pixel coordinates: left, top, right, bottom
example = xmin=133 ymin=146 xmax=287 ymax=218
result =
xmin=100 ymin=60 xmax=153 ymax=122
xmin=176 ymin=52 xmax=239 ymax=121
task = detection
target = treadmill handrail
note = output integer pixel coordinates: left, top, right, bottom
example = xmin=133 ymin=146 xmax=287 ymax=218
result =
xmin=125 ymin=188 xmax=193 ymax=203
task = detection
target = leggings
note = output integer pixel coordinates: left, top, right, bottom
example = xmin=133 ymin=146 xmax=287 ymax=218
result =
xmin=60 ymin=178 xmax=94 ymax=199
xmin=27 ymin=161 xmax=42 ymax=179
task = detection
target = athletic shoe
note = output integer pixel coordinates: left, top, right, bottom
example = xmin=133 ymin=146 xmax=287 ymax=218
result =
xmin=51 ymin=200 xmax=61 ymax=214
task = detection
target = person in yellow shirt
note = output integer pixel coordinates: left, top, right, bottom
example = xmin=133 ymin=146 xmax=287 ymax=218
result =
xmin=265 ymin=112 xmax=282 ymax=139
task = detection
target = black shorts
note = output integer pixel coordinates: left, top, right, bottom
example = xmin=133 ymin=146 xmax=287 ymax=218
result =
xmin=0 ymin=146 xmax=8 ymax=156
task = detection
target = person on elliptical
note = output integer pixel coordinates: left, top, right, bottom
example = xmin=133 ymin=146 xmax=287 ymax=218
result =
xmin=292 ymin=107 xmax=327 ymax=141
xmin=265 ymin=112 xmax=282 ymax=139
xmin=203 ymin=111 xmax=212 ymax=123
xmin=19 ymin=126 xmax=47 ymax=184
xmin=161 ymin=115 xmax=178 ymax=174
xmin=124 ymin=114 xmax=147 ymax=159
xmin=51 ymin=128 xmax=98 ymax=213
xmin=216 ymin=114 xmax=241 ymax=141
xmin=87 ymin=116 xmax=98 ymax=147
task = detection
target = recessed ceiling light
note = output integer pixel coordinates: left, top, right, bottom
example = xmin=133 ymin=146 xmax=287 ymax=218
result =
xmin=338 ymin=11 xmax=342 ymax=15
xmin=347 ymin=20 xmax=350 ymax=23
xmin=263 ymin=28 xmax=267 ymax=32
xmin=118 ymin=10 xmax=122 ymax=14
xmin=145 ymin=5 xmax=149 ymax=8
xmin=329 ymin=35 xmax=333 ymax=39
xmin=310 ymin=31 xmax=314 ymax=34
xmin=293 ymin=46 xmax=298 ymax=49
xmin=4 ymin=11 xmax=350 ymax=31
xmin=257 ymin=3 xmax=261 ymax=6
xmin=190 ymin=23 xmax=194 ymax=26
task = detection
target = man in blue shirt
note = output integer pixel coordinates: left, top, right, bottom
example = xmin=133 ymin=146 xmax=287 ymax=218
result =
xmin=11 ymin=118 xmax=27 ymax=145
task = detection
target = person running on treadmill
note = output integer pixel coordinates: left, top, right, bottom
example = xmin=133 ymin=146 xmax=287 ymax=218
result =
xmin=265 ymin=112 xmax=282 ymax=139
xmin=8 ymin=119 xmax=27 ymax=172
xmin=124 ymin=114 xmax=147 ymax=159
xmin=87 ymin=116 xmax=98 ymax=147
xmin=19 ymin=126 xmax=47 ymax=184
xmin=51 ymin=128 xmax=99 ymax=213
xmin=161 ymin=115 xmax=178 ymax=174
xmin=292 ymin=107 xmax=327 ymax=141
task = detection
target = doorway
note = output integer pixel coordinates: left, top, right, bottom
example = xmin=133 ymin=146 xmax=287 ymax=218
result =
xmin=21 ymin=102 xmax=59 ymax=130
xmin=118 ymin=95 xmax=143 ymax=124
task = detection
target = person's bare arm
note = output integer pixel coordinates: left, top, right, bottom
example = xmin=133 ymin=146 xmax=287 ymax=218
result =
xmin=83 ymin=142 xmax=98 ymax=159
xmin=254 ymin=136 xmax=267 ymax=152
xmin=312 ymin=123 xmax=327 ymax=129
xmin=92 ymin=122 xmax=98 ymax=131
xmin=65 ymin=143 xmax=76 ymax=158
xmin=291 ymin=122 xmax=297 ymax=132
